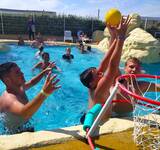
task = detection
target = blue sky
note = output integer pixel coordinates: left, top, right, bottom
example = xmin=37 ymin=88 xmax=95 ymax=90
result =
xmin=0 ymin=0 xmax=160 ymax=20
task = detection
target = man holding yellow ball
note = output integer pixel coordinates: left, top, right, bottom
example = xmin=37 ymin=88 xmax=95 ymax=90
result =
xmin=80 ymin=10 xmax=131 ymax=121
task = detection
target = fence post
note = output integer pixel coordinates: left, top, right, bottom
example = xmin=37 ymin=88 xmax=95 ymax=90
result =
xmin=63 ymin=15 xmax=65 ymax=33
xmin=32 ymin=12 xmax=35 ymax=22
xmin=144 ymin=17 xmax=148 ymax=30
xmin=91 ymin=18 xmax=94 ymax=35
xmin=1 ymin=11 xmax=4 ymax=34
xmin=98 ymin=9 xmax=100 ymax=20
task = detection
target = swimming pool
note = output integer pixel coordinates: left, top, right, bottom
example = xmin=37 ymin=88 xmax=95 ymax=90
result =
xmin=0 ymin=44 xmax=159 ymax=134
xmin=0 ymin=44 xmax=105 ymax=133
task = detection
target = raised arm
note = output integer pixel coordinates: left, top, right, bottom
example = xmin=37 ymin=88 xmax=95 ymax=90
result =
xmin=95 ymin=16 xmax=131 ymax=100
xmin=32 ymin=62 xmax=42 ymax=71
xmin=25 ymin=67 xmax=51 ymax=90
xmin=5 ymin=73 xmax=61 ymax=120
xmin=97 ymin=25 xmax=117 ymax=73
xmin=52 ymin=62 xmax=61 ymax=72
xmin=108 ymin=25 xmax=117 ymax=47
xmin=97 ymin=39 xmax=116 ymax=73
xmin=55 ymin=66 xmax=62 ymax=72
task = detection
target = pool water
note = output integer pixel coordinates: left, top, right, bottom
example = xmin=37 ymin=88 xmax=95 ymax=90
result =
xmin=0 ymin=44 xmax=104 ymax=133
xmin=0 ymin=44 xmax=160 ymax=134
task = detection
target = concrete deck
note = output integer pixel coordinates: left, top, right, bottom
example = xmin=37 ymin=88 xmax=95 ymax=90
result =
xmin=0 ymin=118 xmax=134 ymax=150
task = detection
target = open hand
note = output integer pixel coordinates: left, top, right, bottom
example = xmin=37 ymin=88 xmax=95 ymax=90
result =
xmin=43 ymin=62 xmax=56 ymax=74
xmin=42 ymin=72 xmax=61 ymax=95
xmin=49 ymin=62 xmax=56 ymax=69
xmin=115 ymin=15 xmax=131 ymax=39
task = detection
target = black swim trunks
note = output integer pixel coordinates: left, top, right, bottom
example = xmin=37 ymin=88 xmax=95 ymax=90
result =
xmin=62 ymin=54 xmax=74 ymax=60
xmin=80 ymin=113 xmax=86 ymax=124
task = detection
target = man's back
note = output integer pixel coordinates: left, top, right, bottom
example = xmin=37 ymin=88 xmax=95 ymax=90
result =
xmin=88 ymin=87 xmax=110 ymax=109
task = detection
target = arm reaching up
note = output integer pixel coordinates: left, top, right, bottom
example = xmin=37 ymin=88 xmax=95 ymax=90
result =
xmin=97 ymin=22 xmax=123 ymax=74
xmin=94 ymin=16 xmax=131 ymax=101
xmin=5 ymin=72 xmax=61 ymax=120
xmin=25 ymin=62 xmax=57 ymax=90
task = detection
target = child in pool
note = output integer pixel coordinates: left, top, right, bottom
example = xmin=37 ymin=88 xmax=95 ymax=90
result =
xmin=32 ymin=52 xmax=61 ymax=72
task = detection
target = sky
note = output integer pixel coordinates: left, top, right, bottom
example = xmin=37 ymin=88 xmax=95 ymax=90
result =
xmin=0 ymin=0 xmax=160 ymax=20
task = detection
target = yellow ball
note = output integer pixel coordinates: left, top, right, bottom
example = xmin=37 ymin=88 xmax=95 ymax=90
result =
xmin=105 ymin=8 xmax=121 ymax=26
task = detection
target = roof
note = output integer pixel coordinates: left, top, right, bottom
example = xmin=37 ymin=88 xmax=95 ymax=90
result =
xmin=141 ymin=16 xmax=160 ymax=21
xmin=0 ymin=8 xmax=56 ymax=15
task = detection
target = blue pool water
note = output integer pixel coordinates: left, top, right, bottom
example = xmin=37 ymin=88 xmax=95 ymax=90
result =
xmin=0 ymin=44 xmax=160 ymax=134
xmin=0 ymin=44 xmax=104 ymax=133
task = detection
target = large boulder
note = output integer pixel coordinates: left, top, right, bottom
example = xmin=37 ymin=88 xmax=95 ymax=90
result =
xmin=127 ymin=13 xmax=141 ymax=33
xmin=92 ymin=30 xmax=105 ymax=42
xmin=122 ymin=28 xmax=160 ymax=63
xmin=98 ymin=28 xmax=160 ymax=63
xmin=97 ymin=37 xmax=109 ymax=51
xmin=98 ymin=13 xmax=160 ymax=64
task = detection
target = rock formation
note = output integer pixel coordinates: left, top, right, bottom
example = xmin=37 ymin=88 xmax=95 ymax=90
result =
xmin=92 ymin=30 xmax=105 ymax=42
xmin=98 ymin=14 xmax=160 ymax=63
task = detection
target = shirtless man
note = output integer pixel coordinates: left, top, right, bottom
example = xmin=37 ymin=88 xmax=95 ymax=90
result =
xmin=0 ymin=62 xmax=61 ymax=133
xmin=112 ymin=57 xmax=160 ymax=116
xmin=62 ymin=47 xmax=74 ymax=60
xmin=80 ymin=16 xmax=131 ymax=118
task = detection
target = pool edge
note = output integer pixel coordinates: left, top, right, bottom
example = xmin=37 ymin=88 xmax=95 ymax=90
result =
xmin=0 ymin=40 xmax=134 ymax=150
xmin=0 ymin=117 xmax=134 ymax=150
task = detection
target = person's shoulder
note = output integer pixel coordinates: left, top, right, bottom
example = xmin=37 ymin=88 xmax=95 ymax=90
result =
xmin=3 ymin=91 xmax=17 ymax=99
xmin=18 ymin=42 xmax=25 ymax=46
xmin=139 ymin=81 xmax=150 ymax=88
xmin=36 ymin=61 xmax=43 ymax=67
xmin=138 ymin=81 xmax=148 ymax=85
xmin=62 ymin=54 xmax=67 ymax=59
xmin=0 ymin=92 xmax=23 ymax=112
xmin=39 ymin=61 xmax=43 ymax=65
xmin=71 ymin=54 xmax=74 ymax=58
xmin=1 ymin=92 xmax=17 ymax=105
xmin=62 ymin=54 xmax=74 ymax=59
xmin=134 ymin=80 xmax=151 ymax=92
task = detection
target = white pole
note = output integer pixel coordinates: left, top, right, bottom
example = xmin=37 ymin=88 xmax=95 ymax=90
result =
xmin=63 ymin=15 xmax=65 ymax=42
xmin=32 ymin=12 xmax=35 ymax=22
xmin=86 ymin=83 xmax=119 ymax=138
xmin=1 ymin=11 xmax=4 ymax=34
xmin=144 ymin=17 xmax=148 ymax=31
xmin=98 ymin=9 xmax=100 ymax=20
xmin=64 ymin=15 xmax=65 ymax=32
xmin=91 ymin=18 xmax=93 ymax=33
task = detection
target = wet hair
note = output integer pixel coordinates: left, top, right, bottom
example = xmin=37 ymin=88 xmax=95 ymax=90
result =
xmin=39 ymin=46 xmax=44 ymax=51
xmin=0 ymin=62 xmax=17 ymax=79
xmin=42 ymin=52 xmax=49 ymax=59
xmin=80 ymin=67 xmax=96 ymax=88
xmin=66 ymin=47 xmax=71 ymax=51
xmin=125 ymin=57 xmax=141 ymax=66
xmin=87 ymin=46 xmax=91 ymax=51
